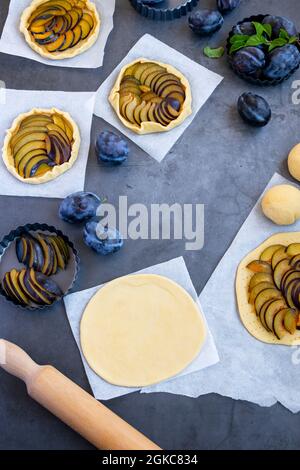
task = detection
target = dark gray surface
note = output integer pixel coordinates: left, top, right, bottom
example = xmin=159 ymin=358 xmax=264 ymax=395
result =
xmin=0 ymin=0 xmax=299 ymax=451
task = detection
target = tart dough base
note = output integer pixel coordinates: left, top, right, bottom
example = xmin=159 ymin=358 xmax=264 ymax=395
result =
xmin=80 ymin=274 xmax=206 ymax=387
xmin=109 ymin=58 xmax=193 ymax=135
xmin=20 ymin=0 xmax=101 ymax=60
xmin=236 ymin=232 xmax=300 ymax=345
xmin=2 ymin=107 xmax=81 ymax=185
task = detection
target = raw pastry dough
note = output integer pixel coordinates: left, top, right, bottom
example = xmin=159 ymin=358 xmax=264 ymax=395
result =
xmin=20 ymin=0 xmax=101 ymax=60
xmin=236 ymin=232 xmax=300 ymax=345
xmin=80 ymin=274 xmax=206 ymax=387
xmin=288 ymin=143 xmax=300 ymax=182
xmin=261 ymin=184 xmax=300 ymax=225
xmin=109 ymin=58 xmax=192 ymax=135
xmin=2 ymin=107 xmax=80 ymax=184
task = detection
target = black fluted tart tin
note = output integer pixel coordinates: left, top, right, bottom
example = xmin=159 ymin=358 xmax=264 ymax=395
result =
xmin=0 ymin=223 xmax=80 ymax=311
xmin=226 ymin=14 xmax=300 ymax=86
xmin=129 ymin=0 xmax=199 ymax=21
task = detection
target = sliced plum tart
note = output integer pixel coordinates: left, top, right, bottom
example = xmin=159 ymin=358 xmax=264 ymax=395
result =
xmin=16 ymin=233 xmax=70 ymax=275
xmin=2 ymin=267 xmax=63 ymax=307
xmin=2 ymin=108 xmax=80 ymax=184
xmin=0 ymin=225 xmax=78 ymax=309
xmin=20 ymin=0 xmax=100 ymax=60
xmin=236 ymin=233 xmax=300 ymax=345
xmin=109 ymin=59 xmax=192 ymax=135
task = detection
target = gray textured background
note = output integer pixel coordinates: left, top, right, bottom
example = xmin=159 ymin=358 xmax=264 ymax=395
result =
xmin=0 ymin=0 xmax=299 ymax=450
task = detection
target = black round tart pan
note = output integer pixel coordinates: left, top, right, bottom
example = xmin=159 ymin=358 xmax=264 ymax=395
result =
xmin=129 ymin=0 xmax=199 ymax=21
xmin=226 ymin=14 xmax=300 ymax=86
xmin=0 ymin=223 xmax=79 ymax=310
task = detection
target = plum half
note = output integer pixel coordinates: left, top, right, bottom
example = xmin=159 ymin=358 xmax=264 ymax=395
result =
xmin=247 ymin=242 xmax=300 ymax=339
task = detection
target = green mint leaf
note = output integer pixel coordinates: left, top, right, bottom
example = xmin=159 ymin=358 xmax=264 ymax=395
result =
xmin=203 ymin=46 xmax=225 ymax=59
xmin=289 ymin=35 xmax=298 ymax=44
xmin=262 ymin=23 xmax=272 ymax=38
xmin=269 ymin=37 xmax=288 ymax=52
xmin=231 ymin=39 xmax=249 ymax=48
xmin=245 ymin=34 xmax=265 ymax=47
xmin=279 ymin=28 xmax=290 ymax=40
xmin=259 ymin=35 xmax=269 ymax=44
xmin=230 ymin=34 xmax=249 ymax=45
xmin=229 ymin=42 xmax=245 ymax=54
xmin=252 ymin=21 xmax=265 ymax=37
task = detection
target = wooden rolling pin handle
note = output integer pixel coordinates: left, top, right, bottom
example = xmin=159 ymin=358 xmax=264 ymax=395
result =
xmin=0 ymin=339 xmax=41 ymax=383
xmin=0 ymin=339 xmax=161 ymax=451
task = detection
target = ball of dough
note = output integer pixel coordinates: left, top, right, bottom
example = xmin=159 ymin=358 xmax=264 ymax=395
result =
xmin=261 ymin=184 xmax=300 ymax=225
xmin=288 ymin=143 xmax=300 ymax=182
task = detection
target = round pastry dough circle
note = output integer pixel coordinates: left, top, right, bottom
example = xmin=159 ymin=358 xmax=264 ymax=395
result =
xmin=2 ymin=107 xmax=81 ymax=185
xmin=236 ymin=232 xmax=300 ymax=345
xmin=109 ymin=58 xmax=193 ymax=135
xmin=80 ymin=274 xmax=206 ymax=387
xmin=20 ymin=0 xmax=101 ymax=60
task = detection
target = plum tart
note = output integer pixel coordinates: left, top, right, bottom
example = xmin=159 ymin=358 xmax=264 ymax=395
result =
xmin=236 ymin=233 xmax=300 ymax=345
xmin=109 ymin=59 xmax=192 ymax=135
xmin=16 ymin=233 xmax=70 ymax=275
xmin=2 ymin=268 xmax=63 ymax=307
xmin=20 ymin=0 xmax=100 ymax=60
xmin=2 ymin=108 xmax=80 ymax=184
xmin=0 ymin=224 xmax=78 ymax=309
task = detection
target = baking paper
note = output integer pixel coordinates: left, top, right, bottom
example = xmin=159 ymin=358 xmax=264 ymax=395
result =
xmin=0 ymin=88 xmax=95 ymax=198
xmin=94 ymin=34 xmax=223 ymax=162
xmin=64 ymin=256 xmax=219 ymax=400
xmin=0 ymin=0 xmax=115 ymax=68
xmin=146 ymin=173 xmax=300 ymax=413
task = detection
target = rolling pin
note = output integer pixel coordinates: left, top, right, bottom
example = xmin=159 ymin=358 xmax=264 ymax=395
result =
xmin=0 ymin=339 xmax=161 ymax=450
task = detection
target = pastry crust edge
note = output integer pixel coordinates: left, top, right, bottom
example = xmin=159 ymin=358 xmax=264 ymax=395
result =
xmin=108 ymin=58 xmax=193 ymax=135
xmin=2 ymin=107 xmax=81 ymax=185
xmin=19 ymin=0 xmax=101 ymax=60
xmin=236 ymin=232 xmax=300 ymax=346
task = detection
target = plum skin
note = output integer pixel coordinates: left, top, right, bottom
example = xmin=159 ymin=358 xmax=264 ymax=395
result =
xmin=141 ymin=0 xmax=163 ymax=3
xmin=264 ymin=44 xmax=300 ymax=80
xmin=262 ymin=15 xmax=297 ymax=38
xmin=83 ymin=218 xmax=124 ymax=255
xmin=96 ymin=131 xmax=128 ymax=165
xmin=232 ymin=21 xmax=256 ymax=36
xmin=237 ymin=93 xmax=271 ymax=127
xmin=188 ymin=10 xmax=224 ymax=36
xmin=232 ymin=47 xmax=266 ymax=76
xmin=59 ymin=192 xmax=101 ymax=224
xmin=217 ymin=0 xmax=240 ymax=14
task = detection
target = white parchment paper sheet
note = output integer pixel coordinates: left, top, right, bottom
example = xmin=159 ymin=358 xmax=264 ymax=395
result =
xmin=64 ymin=256 xmax=219 ymax=400
xmin=0 ymin=0 xmax=115 ymax=68
xmin=144 ymin=173 xmax=300 ymax=413
xmin=0 ymin=88 xmax=95 ymax=198
xmin=94 ymin=34 xmax=223 ymax=162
